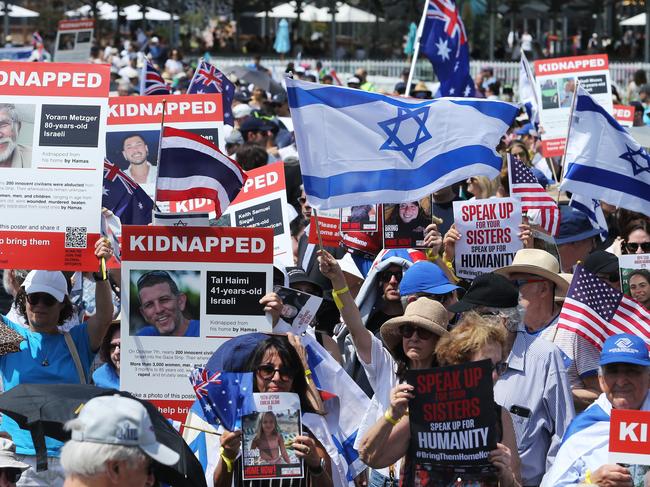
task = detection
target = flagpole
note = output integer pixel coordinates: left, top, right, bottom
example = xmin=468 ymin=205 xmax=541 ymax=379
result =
xmin=153 ymin=98 xmax=167 ymax=213
xmin=312 ymin=208 xmax=324 ymax=252
xmin=404 ymin=0 xmax=429 ymax=98
xmin=556 ymin=80 xmax=579 ymax=204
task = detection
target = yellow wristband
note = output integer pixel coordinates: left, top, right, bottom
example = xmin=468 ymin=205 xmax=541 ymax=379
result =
xmin=384 ymin=409 xmax=401 ymax=426
xmin=305 ymin=369 xmax=312 ymax=377
xmin=220 ymin=447 xmax=235 ymax=473
xmin=425 ymin=248 xmax=440 ymax=261
xmin=332 ymin=286 xmax=349 ymax=310
xmin=584 ymin=469 xmax=592 ymax=484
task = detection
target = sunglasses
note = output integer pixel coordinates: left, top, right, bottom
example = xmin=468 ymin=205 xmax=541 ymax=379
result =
xmin=624 ymin=242 xmax=650 ymax=253
xmin=0 ymin=468 xmax=22 ymax=483
xmin=399 ymin=325 xmax=435 ymax=340
xmin=26 ymin=292 xmax=58 ymax=307
xmin=510 ymin=278 xmax=546 ymax=289
xmin=110 ymin=341 xmax=121 ymax=351
xmin=136 ymin=270 xmax=173 ymax=289
xmin=256 ymin=364 xmax=295 ymax=382
xmin=379 ymin=269 xmax=403 ymax=283
xmin=297 ymin=197 xmax=307 ymax=205
xmin=491 ymin=361 xmax=508 ymax=376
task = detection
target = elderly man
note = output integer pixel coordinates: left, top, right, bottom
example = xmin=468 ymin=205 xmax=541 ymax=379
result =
xmin=0 ymin=104 xmax=31 ymax=168
xmin=450 ymin=272 xmax=575 ymax=487
xmin=60 ymin=395 xmax=179 ymax=487
xmin=136 ymin=270 xmax=199 ymax=337
xmin=497 ymin=248 xmax=601 ymax=411
xmin=541 ymin=333 xmax=650 ymax=487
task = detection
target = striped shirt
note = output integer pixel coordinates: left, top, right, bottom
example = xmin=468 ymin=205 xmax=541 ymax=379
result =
xmin=494 ymin=326 xmax=575 ymax=486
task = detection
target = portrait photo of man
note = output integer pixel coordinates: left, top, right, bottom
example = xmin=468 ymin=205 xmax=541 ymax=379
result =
xmin=0 ymin=103 xmax=32 ymax=168
xmin=122 ymin=133 xmax=157 ymax=185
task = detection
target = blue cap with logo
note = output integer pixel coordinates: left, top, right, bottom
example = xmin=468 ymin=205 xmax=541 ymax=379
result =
xmin=399 ymin=261 xmax=460 ymax=296
xmin=599 ymin=333 xmax=650 ymax=367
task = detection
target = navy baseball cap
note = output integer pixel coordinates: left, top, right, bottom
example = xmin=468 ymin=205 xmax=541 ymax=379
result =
xmin=399 ymin=261 xmax=460 ymax=296
xmin=600 ymin=333 xmax=650 ymax=367
xmin=555 ymin=205 xmax=601 ymax=245
xmin=240 ymin=117 xmax=274 ymax=134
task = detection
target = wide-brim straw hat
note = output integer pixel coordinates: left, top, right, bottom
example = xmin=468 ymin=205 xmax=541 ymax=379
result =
xmin=555 ymin=273 xmax=573 ymax=302
xmin=495 ymin=248 xmax=569 ymax=295
xmin=380 ymin=297 xmax=449 ymax=355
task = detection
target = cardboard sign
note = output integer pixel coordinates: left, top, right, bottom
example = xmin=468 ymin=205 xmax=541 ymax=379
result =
xmin=308 ymin=208 xmax=341 ymax=248
xmin=614 ymin=104 xmax=635 ymax=128
xmin=340 ymin=205 xmax=379 ymax=233
xmin=273 ymin=285 xmax=322 ymax=334
xmin=222 ymin=164 xmax=293 ymax=267
xmin=107 ymin=94 xmax=225 ymax=202
xmin=242 ymin=393 xmax=303 ymax=480
xmin=54 ymin=19 xmax=95 ymax=63
xmin=120 ymin=225 xmax=273 ymax=423
xmin=453 ymin=198 xmax=523 ymax=279
xmin=383 ymin=197 xmax=432 ymax=249
xmin=0 ymin=62 xmax=109 ymax=270
xmin=609 ymin=409 xmax=650 ymax=467
xmin=406 ymin=361 xmax=497 ymax=482
xmin=535 ymin=54 xmax=613 ymax=156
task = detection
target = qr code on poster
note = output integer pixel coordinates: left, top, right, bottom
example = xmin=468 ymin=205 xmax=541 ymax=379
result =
xmin=65 ymin=226 xmax=87 ymax=249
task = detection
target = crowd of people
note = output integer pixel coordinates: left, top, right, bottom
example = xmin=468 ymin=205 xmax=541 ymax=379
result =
xmin=0 ymin=28 xmax=649 ymax=487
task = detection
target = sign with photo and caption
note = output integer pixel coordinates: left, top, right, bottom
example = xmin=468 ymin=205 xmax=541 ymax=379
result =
xmin=609 ymin=409 xmax=650 ymax=483
xmin=54 ymin=19 xmax=95 ymax=63
xmin=120 ymin=225 xmax=273 ymax=423
xmin=0 ymin=63 xmax=109 ymax=270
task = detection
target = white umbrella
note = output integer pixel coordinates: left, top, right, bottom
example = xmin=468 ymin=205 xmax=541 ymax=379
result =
xmin=620 ymin=13 xmax=645 ymax=26
xmin=333 ymin=2 xmax=380 ymax=22
xmin=0 ymin=2 xmax=39 ymax=18
xmin=122 ymin=5 xmax=179 ymax=21
xmin=65 ymin=2 xmax=116 ymax=19
xmin=254 ymin=2 xmax=326 ymax=21
xmin=65 ymin=2 xmax=178 ymax=21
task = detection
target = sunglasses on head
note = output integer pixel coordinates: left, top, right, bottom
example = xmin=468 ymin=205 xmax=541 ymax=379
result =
xmin=136 ymin=270 xmax=173 ymax=288
xmin=26 ymin=292 xmax=58 ymax=307
xmin=379 ymin=269 xmax=403 ymax=282
xmin=399 ymin=324 xmax=435 ymax=340
xmin=624 ymin=242 xmax=650 ymax=253
xmin=256 ymin=364 xmax=295 ymax=382
xmin=491 ymin=361 xmax=508 ymax=376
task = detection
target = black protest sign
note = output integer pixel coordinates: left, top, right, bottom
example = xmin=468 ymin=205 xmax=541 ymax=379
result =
xmin=406 ymin=360 xmax=497 ymax=481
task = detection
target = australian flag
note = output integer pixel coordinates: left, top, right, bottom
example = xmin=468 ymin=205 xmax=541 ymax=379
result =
xmin=188 ymin=60 xmax=236 ymax=126
xmin=102 ymin=159 xmax=154 ymax=225
xmin=420 ymin=0 xmax=475 ymax=98
xmin=140 ymin=58 xmax=171 ymax=96
xmin=189 ymin=368 xmax=255 ymax=431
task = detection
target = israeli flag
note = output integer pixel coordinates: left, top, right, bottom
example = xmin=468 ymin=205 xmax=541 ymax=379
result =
xmin=568 ymin=193 xmax=608 ymax=241
xmin=561 ymin=85 xmax=650 ymax=215
xmin=519 ymin=51 xmax=540 ymax=126
xmin=286 ymin=78 xmax=518 ymax=209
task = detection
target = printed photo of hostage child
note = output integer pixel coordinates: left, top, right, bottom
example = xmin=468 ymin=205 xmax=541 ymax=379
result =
xmin=383 ymin=198 xmax=432 ymax=248
xmin=250 ymin=412 xmax=291 ymax=465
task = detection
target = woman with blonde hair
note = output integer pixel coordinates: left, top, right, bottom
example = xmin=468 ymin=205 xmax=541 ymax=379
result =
xmin=250 ymin=411 xmax=291 ymax=465
xmin=466 ymin=175 xmax=499 ymax=200
xmin=359 ymin=312 xmax=522 ymax=487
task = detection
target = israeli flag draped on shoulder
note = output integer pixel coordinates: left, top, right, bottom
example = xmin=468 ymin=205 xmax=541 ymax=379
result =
xmin=519 ymin=51 xmax=540 ymax=126
xmin=286 ymin=77 xmax=518 ymax=209
xmin=561 ymin=85 xmax=650 ymax=215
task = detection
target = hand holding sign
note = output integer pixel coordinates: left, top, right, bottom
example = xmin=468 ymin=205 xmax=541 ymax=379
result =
xmin=590 ymin=464 xmax=632 ymax=487
xmin=443 ymin=224 xmax=461 ymax=262
xmin=389 ymin=383 xmax=415 ymax=420
xmin=259 ymin=292 xmax=283 ymax=327
xmin=488 ymin=443 xmax=517 ymax=486
xmin=423 ymin=223 xmax=443 ymax=254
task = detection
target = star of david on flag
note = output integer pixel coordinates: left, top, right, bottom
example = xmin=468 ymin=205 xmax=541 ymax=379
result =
xmin=561 ymin=85 xmax=650 ymax=215
xmin=419 ymin=0 xmax=475 ymax=98
xmin=286 ymin=78 xmax=517 ymax=209
xmin=189 ymin=368 xmax=255 ymax=431
xmin=188 ymin=60 xmax=236 ymax=126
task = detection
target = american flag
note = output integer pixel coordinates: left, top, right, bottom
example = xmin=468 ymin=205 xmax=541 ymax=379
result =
xmin=189 ymin=368 xmax=255 ymax=431
xmin=140 ymin=58 xmax=171 ymax=96
xmin=508 ymin=154 xmax=560 ymax=235
xmin=187 ymin=60 xmax=235 ymax=126
xmin=557 ymin=264 xmax=650 ymax=350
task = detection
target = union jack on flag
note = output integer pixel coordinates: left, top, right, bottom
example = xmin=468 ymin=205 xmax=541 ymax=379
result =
xmin=104 ymin=158 xmax=137 ymax=193
xmin=557 ymin=265 xmax=650 ymax=350
xmin=508 ymin=154 xmax=560 ymax=236
xmin=188 ymin=60 xmax=235 ymax=125
xmin=102 ymin=158 xmax=153 ymax=226
xmin=140 ymin=58 xmax=171 ymax=96
xmin=189 ymin=368 xmax=255 ymax=431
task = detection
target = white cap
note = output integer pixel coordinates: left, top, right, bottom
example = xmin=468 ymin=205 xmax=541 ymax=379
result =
xmin=23 ymin=271 xmax=68 ymax=302
xmin=347 ymin=76 xmax=361 ymax=85
xmin=232 ymin=104 xmax=252 ymax=119
xmin=72 ymin=395 xmax=179 ymax=466
xmin=151 ymin=36 xmax=159 ymax=43
xmin=0 ymin=438 xmax=29 ymax=471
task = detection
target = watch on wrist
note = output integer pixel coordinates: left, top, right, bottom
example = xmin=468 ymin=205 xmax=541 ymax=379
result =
xmin=309 ymin=457 xmax=325 ymax=476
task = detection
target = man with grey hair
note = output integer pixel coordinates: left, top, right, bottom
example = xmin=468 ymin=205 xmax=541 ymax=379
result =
xmin=61 ymin=395 xmax=179 ymax=487
xmin=0 ymin=104 xmax=31 ymax=168
xmin=449 ymin=272 xmax=575 ymax=487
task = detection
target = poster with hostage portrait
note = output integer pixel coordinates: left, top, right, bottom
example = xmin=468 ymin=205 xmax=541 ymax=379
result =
xmin=242 ymin=392 xmax=303 ymax=480
xmin=619 ymin=254 xmax=650 ymax=310
xmin=383 ymin=196 xmax=432 ymax=248
xmin=340 ymin=204 xmax=378 ymax=232
xmin=0 ymin=63 xmax=109 ymax=271
xmin=609 ymin=409 xmax=650 ymax=487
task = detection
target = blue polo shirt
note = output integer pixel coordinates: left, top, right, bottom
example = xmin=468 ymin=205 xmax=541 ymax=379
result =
xmin=137 ymin=319 xmax=200 ymax=337
xmin=0 ymin=315 xmax=94 ymax=456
